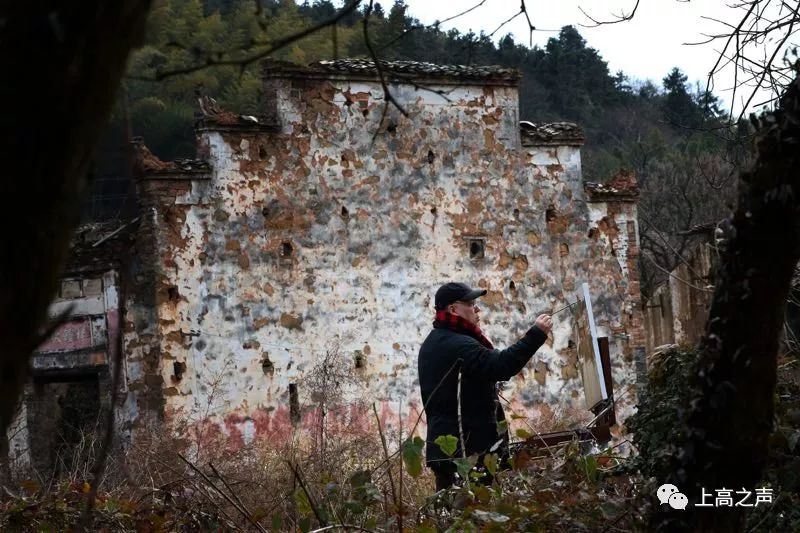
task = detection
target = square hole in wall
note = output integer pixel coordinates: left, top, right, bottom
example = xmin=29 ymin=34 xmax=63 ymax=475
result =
xmin=279 ymin=241 xmax=294 ymax=263
xmin=463 ymin=237 xmax=486 ymax=260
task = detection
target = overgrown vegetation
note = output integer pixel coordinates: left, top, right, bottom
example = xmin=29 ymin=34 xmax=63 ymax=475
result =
xmin=5 ymin=345 xmax=799 ymax=530
xmin=0 ymin=417 xmax=649 ymax=531
xmin=626 ymin=346 xmax=800 ymax=532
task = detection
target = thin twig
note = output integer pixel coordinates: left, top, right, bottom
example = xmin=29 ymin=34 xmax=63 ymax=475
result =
xmin=288 ymin=460 xmax=327 ymax=527
xmin=309 ymin=525 xmax=380 ymax=533
xmin=178 ymin=453 xmax=267 ymax=532
xmin=639 ymin=210 xmax=707 ymax=283
xmin=397 ymin=398 xmax=404 ymax=532
xmin=579 ymin=0 xmax=640 ymax=27
xmin=376 ymin=0 xmax=490 ymax=53
xmin=77 ymin=287 xmax=122 ymax=528
xmin=209 ymin=462 xmax=264 ymax=532
xmin=362 ymin=0 xmax=409 ymax=152
xmin=642 ymin=251 xmax=713 ymax=293
xmin=372 ymin=403 xmax=398 ymax=523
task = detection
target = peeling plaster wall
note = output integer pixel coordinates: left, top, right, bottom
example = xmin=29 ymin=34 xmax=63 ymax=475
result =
xmin=643 ymin=241 xmax=715 ymax=354
xmin=134 ymin=74 xmax=645 ymax=448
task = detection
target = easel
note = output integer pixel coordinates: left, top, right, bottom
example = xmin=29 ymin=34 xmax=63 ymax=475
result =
xmin=512 ymin=282 xmax=617 ymax=458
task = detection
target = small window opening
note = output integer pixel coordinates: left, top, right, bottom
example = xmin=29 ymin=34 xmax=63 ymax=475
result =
xmin=289 ymin=383 xmax=300 ymax=425
xmin=173 ymin=361 xmax=186 ymax=381
xmin=341 ymin=206 xmax=350 ymax=219
xmin=280 ymin=242 xmax=293 ymax=257
xmin=546 ymin=206 xmax=557 ymax=222
xmin=167 ymin=286 xmax=180 ymax=302
xmin=513 ymin=208 xmax=520 ymax=218
xmin=354 ymin=352 xmax=366 ymax=369
xmin=262 ymin=355 xmax=274 ymax=375
xmin=427 ymin=149 xmax=435 ymax=164
xmin=468 ymin=239 xmax=485 ymax=260
xmin=509 ymin=280 xmax=516 ymax=291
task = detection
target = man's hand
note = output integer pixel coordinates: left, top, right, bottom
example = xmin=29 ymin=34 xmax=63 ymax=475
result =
xmin=535 ymin=314 xmax=553 ymax=335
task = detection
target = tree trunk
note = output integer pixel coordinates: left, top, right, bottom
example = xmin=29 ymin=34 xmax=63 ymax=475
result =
xmin=655 ymin=73 xmax=800 ymax=531
xmin=0 ymin=1 xmax=152 ymax=461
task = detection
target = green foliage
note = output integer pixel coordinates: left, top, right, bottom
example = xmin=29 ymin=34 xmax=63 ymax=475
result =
xmin=515 ymin=427 xmax=532 ymax=439
xmin=418 ymin=441 xmax=649 ymax=531
xmin=627 ymin=348 xmax=800 ymax=531
xmin=625 ymin=347 xmax=695 ymax=481
xmin=294 ymin=488 xmax=313 ymax=517
xmin=434 ymin=434 xmax=458 ymax=457
xmin=453 ymin=456 xmax=477 ymax=480
xmin=402 ymin=435 xmax=425 ymax=477
xmin=495 ymin=419 xmax=508 ymax=434
xmin=743 ymin=355 xmax=800 ymax=532
xmin=482 ymin=452 xmax=498 ymax=476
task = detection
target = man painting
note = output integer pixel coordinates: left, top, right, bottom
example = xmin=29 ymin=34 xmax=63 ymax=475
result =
xmin=417 ymin=282 xmax=553 ymax=490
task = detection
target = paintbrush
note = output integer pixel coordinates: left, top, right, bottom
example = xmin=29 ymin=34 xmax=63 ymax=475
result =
xmin=549 ymin=299 xmax=580 ymax=316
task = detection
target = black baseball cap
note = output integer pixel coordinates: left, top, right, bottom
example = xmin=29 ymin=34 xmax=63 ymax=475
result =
xmin=434 ymin=282 xmax=487 ymax=310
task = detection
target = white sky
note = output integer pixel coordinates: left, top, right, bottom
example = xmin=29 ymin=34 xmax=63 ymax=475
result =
xmin=393 ymin=0 xmax=782 ymax=114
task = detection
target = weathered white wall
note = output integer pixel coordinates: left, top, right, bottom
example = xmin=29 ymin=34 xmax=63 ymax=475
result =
xmin=131 ymin=74 xmax=644 ymax=449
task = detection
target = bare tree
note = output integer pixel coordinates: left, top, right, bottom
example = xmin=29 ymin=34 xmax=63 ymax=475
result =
xmin=638 ymin=151 xmax=739 ymax=295
xmin=653 ymin=70 xmax=800 ymax=533
xmin=583 ymin=0 xmax=800 ymax=121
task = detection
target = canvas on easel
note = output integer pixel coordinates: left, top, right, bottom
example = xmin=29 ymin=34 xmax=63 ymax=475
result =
xmin=572 ymin=282 xmax=608 ymax=410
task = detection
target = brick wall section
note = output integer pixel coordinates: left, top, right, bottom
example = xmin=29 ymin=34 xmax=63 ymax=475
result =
xmin=584 ymin=170 xmax=646 ymax=410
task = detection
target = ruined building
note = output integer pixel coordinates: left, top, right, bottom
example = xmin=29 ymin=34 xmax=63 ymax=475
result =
xmin=7 ymin=60 xmax=646 ymax=469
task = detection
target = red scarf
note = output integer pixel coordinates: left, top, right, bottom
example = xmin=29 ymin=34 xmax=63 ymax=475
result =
xmin=433 ymin=310 xmax=494 ymax=349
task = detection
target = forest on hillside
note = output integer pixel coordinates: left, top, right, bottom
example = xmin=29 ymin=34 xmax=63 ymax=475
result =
xmin=89 ymin=0 xmax=746 ymax=296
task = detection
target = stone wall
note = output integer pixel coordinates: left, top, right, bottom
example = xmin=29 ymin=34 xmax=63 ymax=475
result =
xmin=127 ymin=63 xmax=647 ymax=449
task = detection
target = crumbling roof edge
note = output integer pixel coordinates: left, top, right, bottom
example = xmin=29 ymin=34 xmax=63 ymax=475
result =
xmin=139 ymin=170 xmax=212 ymax=180
xmin=584 ymin=169 xmax=639 ymax=202
xmin=520 ymin=121 xmax=585 ymax=146
xmin=677 ymin=221 xmax=722 ymax=236
xmin=64 ymin=218 xmax=140 ymax=274
xmin=132 ymin=138 xmax=213 ymax=178
xmin=262 ymin=59 xmax=521 ymax=87
xmin=584 ymin=182 xmax=639 ymax=202
xmin=584 ymin=191 xmax=639 ymax=202
xmin=195 ymin=120 xmax=281 ymax=134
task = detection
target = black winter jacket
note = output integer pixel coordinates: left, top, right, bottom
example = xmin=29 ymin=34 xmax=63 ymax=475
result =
xmin=417 ymin=325 xmax=547 ymax=466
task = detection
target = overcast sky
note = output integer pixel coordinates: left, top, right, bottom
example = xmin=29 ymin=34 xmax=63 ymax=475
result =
xmin=394 ymin=0 xmax=773 ymax=114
